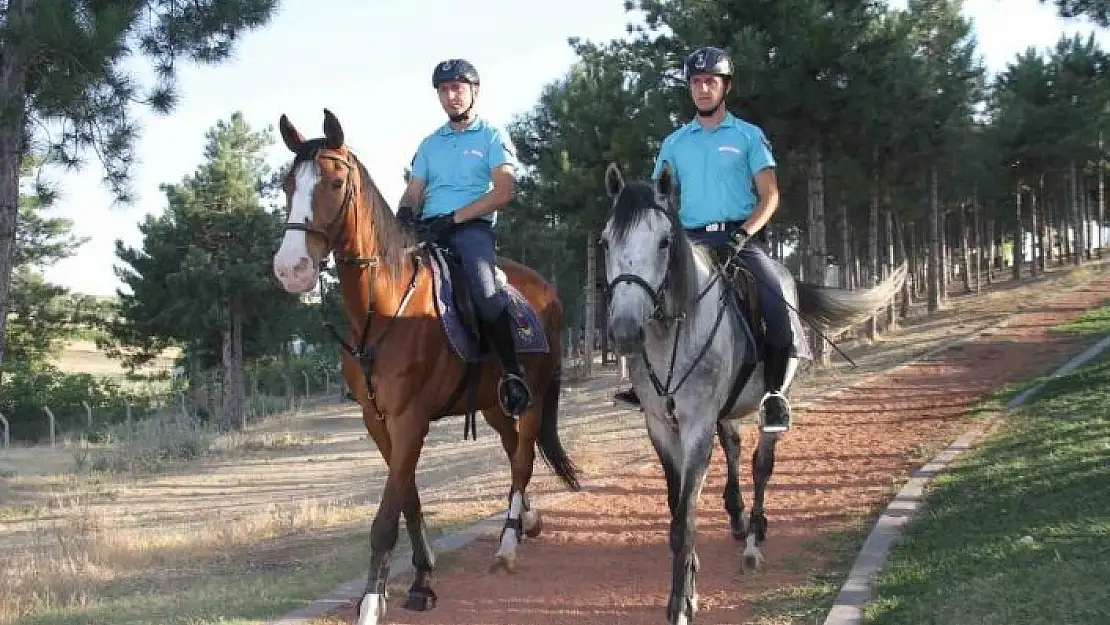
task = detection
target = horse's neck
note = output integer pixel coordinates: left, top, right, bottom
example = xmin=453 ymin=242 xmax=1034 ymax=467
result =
xmin=651 ymin=252 xmax=721 ymax=350
xmin=335 ymin=205 xmax=420 ymax=327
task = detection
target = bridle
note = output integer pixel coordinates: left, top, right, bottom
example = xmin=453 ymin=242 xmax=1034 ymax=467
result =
xmin=282 ymin=148 xmax=378 ymax=270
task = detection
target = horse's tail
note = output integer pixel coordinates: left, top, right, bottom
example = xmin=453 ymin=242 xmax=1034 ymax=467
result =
xmin=796 ymin=261 xmax=908 ymax=330
xmin=537 ymin=362 xmax=582 ymax=492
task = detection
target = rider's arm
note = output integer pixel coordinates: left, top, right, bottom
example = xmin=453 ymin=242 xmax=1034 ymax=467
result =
xmin=398 ymin=145 xmax=428 ymax=219
xmin=741 ymin=167 xmax=780 ymax=235
xmin=453 ymin=164 xmax=515 ymax=222
xmin=740 ymin=129 xmax=779 ymax=235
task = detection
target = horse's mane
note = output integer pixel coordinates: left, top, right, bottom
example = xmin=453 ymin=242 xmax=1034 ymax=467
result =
xmin=609 ymin=180 xmax=707 ymax=320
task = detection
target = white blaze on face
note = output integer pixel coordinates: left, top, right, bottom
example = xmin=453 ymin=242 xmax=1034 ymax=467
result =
xmin=273 ymin=161 xmax=320 ymax=293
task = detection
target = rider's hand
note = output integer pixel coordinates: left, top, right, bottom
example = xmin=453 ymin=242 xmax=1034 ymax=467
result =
xmin=396 ymin=205 xmax=418 ymax=226
xmin=728 ymin=226 xmax=752 ymax=253
xmin=426 ymin=214 xmax=457 ymax=240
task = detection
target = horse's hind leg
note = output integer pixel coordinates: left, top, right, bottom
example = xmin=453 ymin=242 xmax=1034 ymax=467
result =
xmin=401 ymin=483 xmax=437 ymax=611
xmin=486 ymin=401 xmax=541 ymax=573
xmin=743 ymin=431 xmax=778 ymax=572
xmin=716 ymin=418 xmax=746 ymax=540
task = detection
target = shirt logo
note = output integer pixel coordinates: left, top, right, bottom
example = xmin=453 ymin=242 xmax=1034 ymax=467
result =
xmin=717 ymin=145 xmax=740 ymax=154
xmin=463 ymin=148 xmax=485 ymax=158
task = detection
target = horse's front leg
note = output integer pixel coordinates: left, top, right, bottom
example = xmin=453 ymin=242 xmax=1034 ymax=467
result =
xmin=743 ymin=430 xmax=779 ymax=572
xmin=666 ymin=421 xmax=714 ymax=625
xmin=400 ymin=482 xmax=437 ymax=611
xmin=356 ymin=420 xmax=429 ymax=625
xmin=716 ymin=417 xmax=746 ymax=540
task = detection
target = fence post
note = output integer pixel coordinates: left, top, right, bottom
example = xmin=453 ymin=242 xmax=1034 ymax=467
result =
xmin=0 ymin=411 xmax=9 ymax=449
xmin=81 ymin=400 xmax=93 ymax=430
xmin=42 ymin=406 xmax=56 ymax=448
xmin=302 ymin=371 xmax=310 ymax=400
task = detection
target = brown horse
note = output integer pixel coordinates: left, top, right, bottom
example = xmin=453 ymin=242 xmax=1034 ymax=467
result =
xmin=271 ymin=109 xmax=581 ymax=625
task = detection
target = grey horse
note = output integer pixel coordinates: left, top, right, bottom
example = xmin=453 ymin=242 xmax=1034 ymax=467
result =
xmin=600 ymin=162 xmax=907 ymax=625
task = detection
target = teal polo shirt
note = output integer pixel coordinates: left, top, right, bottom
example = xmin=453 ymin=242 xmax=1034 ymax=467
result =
xmin=651 ymin=112 xmax=776 ymax=229
xmin=410 ymin=117 xmax=519 ymax=223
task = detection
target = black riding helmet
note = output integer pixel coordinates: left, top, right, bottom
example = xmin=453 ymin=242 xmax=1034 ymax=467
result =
xmin=683 ymin=46 xmax=733 ymax=82
xmin=432 ymin=59 xmax=480 ymax=89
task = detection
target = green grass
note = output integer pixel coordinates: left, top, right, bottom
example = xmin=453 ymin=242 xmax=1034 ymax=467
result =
xmin=1056 ymin=299 xmax=1110 ymax=335
xmin=862 ymin=348 xmax=1110 ymax=625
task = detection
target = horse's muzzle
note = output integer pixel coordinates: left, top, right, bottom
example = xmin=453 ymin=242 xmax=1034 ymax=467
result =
xmin=608 ymin=315 xmax=646 ymax=354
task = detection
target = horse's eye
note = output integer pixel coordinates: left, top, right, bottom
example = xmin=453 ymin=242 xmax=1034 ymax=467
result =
xmin=659 ymin=237 xmax=671 ymax=249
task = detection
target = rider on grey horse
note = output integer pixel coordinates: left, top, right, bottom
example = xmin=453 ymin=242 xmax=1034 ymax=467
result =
xmin=396 ymin=58 xmax=533 ymax=419
xmin=613 ymin=45 xmax=804 ymax=433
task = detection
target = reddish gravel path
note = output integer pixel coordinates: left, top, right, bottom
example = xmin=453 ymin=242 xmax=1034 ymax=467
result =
xmin=319 ymin=276 xmax=1110 ymax=625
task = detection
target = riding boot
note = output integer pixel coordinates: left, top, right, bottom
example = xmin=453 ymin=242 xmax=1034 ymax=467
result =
xmin=485 ymin=310 xmax=533 ymax=419
xmin=759 ymin=346 xmax=798 ymax=433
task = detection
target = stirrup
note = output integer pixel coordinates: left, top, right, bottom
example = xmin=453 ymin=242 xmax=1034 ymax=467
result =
xmin=497 ymin=372 xmax=533 ymax=415
xmin=758 ymin=391 xmax=791 ymax=433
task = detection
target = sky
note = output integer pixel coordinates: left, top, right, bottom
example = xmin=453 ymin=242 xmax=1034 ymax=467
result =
xmin=36 ymin=0 xmax=1110 ymax=298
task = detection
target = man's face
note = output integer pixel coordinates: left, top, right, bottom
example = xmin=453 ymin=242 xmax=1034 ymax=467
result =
xmin=438 ymin=80 xmax=475 ymax=118
xmin=689 ymin=74 xmax=726 ymax=111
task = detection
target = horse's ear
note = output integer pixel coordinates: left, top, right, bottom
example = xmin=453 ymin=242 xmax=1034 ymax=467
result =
xmin=323 ymin=108 xmax=344 ymax=150
xmin=604 ymin=162 xmax=624 ymax=198
xmin=655 ymin=161 xmax=676 ymax=202
xmin=279 ymin=114 xmax=304 ymax=153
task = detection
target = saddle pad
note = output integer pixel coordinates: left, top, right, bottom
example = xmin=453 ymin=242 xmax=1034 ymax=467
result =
xmin=429 ymin=250 xmax=550 ymax=362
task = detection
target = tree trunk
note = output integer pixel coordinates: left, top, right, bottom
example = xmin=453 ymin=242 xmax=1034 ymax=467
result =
xmin=885 ymin=209 xmax=897 ymax=328
xmin=0 ymin=0 xmax=35 ymax=377
xmin=987 ymin=219 xmax=996 ymax=285
xmin=959 ymin=200 xmax=971 ymax=293
xmin=896 ymin=214 xmax=911 ymax=319
xmin=928 ymin=164 xmax=942 ymax=312
xmin=868 ymin=170 xmax=880 ymax=339
xmin=220 ymin=297 xmax=246 ymax=431
xmin=1013 ymin=187 xmax=1023 ymax=281
xmin=584 ymin=233 xmax=596 ymax=378
xmin=840 ymin=202 xmax=851 ymax=289
xmin=1036 ymin=175 xmax=1047 ymax=273
xmin=1029 ymin=185 xmax=1039 ymax=277
xmin=1099 ymin=131 xmax=1105 ymax=257
xmin=972 ymin=188 xmax=982 ymax=293
xmin=1070 ymin=160 xmax=1083 ymax=265
xmin=806 ymin=143 xmax=829 ymax=363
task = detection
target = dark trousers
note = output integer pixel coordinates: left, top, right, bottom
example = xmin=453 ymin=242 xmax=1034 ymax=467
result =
xmin=443 ymin=220 xmax=509 ymax=323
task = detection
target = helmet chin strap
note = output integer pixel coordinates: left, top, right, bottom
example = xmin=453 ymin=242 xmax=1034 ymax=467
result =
xmin=448 ymin=87 xmax=476 ymax=123
xmin=694 ymin=78 xmax=730 ymax=117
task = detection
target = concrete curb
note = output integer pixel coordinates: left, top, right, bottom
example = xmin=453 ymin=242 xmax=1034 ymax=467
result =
xmin=820 ymin=332 xmax=1110 ymax=625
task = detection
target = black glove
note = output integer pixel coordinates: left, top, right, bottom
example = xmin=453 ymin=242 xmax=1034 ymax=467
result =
xmin=424 ymin=214 xmax=457 ymax=240
xmin=396 ymin=205 xmax=418 ymax=226
xmin=728 ymin=226 xmax=752 ymax=253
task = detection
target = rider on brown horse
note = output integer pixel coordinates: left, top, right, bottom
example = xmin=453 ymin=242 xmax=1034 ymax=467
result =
xmin=614 ymin=46 xmax=804 ymax=434
xmin=395 ymin=58 xmax=533 ymax=419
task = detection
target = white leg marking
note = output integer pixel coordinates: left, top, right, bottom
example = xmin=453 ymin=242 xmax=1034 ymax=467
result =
xmin=273 ymin=162 xmax=319 ymax=292
xmin=496 ymin=490 xmax=523 ymax=559
xmin=356 ymin=592 xmax=386 ymax=625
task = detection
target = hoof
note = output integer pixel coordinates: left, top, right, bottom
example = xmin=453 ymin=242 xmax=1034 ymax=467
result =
xmin=402 ymin=587 xmax=437 ymax=612
xmin=523 ymin=509 xmax=543 ymax=538
xmin=489 ymin=553 xmax=517 ymax=574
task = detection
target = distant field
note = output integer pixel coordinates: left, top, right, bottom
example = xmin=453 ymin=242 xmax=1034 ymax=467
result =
xmin=49 ymin=339 xmax=179 ymax=380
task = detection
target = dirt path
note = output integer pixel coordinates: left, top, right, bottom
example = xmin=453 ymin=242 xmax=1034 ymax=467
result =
xmin=312 ymin=267 xmax=1110 ymax=625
